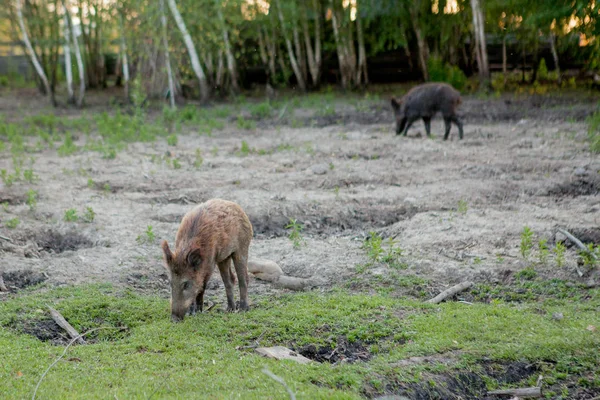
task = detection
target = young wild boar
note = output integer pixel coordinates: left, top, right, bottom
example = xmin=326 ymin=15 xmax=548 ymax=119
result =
xmin=161 ymin=199 xmax=253 ymax=322
xmin=391 ymin=82 xmax=464 ymax=140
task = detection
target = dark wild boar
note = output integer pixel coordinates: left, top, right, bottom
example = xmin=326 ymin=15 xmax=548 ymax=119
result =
xmin=391 ymin=82 xmax=464 ymax=140
xmin=161 ymin=199 xmax=253 ymax=322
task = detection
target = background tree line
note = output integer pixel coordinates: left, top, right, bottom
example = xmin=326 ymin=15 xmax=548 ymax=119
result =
xmin=1 ymin=0 xmax=599 ymax=107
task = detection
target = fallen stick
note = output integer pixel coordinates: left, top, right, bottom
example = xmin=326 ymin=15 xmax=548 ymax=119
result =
xmin=0 ymin=234 xmax=12 ymax=242
xmin=248 ymin=259 xmax=317 ymax=291
xmin=557 ymin=228 xmax=597 ymax=260
xmin=488 ymin=386 xmax=542 ymax=398
xmin=262 ymin=367 xmax=296 ymax=400
xmin=426 ymin=281 xmax=474 ymax=304
xmin=47 ymin=306 xmax=85 ymax=345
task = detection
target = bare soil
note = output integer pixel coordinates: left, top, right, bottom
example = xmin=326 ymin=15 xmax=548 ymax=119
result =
xmin=1 ymin=88 xmax=599 ymax=305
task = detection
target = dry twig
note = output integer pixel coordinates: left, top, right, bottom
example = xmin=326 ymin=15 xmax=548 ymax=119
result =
xmin=47 ymin=306 xmax=85 ymax=344
xmin=488 ymin=387 xmax=542 ymax=398
xmin=426 ymin=281 xmax=474 ymax=304
xmin=558 ymin=228 xmax=597 ymax=260
xmin=262 ymin=368 xmax=296 ymax=400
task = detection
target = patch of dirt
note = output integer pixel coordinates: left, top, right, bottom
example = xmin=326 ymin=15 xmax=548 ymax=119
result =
xmin=393 ymin=372 xmax=487 ymax=400
xmin=296 ymin=336 xmax=371 ymax=364
xmin=21 ymin=319 xmax=70 ymax=345
xmin=33 ymin=229 xmax=95 ymax=254
xmin=249 ymin=203 xmax=415 ymax=237
xmin=546 ymin=177 xmax=600 ymax=197
xmin=482 ymin=360 xmax=538 ymax=384
xmin=2 ymin=270 xmax=47 ymax=290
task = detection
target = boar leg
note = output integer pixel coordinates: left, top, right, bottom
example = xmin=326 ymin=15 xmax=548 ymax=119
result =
xmin=451 ymin=116 xmax=464 ymax=139
xmin=403 ymin=116 xmax=418 ymax=137
xmin=422 ymin=117 xmax=431 ymax=137
xmin=218 ymin=257 xmax=236 ymax=311
xmin=396 ymin=117 xmax=407 ymax=135
xmin=443 ymin=117 xmax=452 ymax=140
xmin=191 ymin=280 xmax=208 ymax=314
xmin=232 ymin=251 xmax=250 ymax=311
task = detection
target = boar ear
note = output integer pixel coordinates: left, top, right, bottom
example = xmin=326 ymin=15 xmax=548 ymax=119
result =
xmin=161 ymin=240 xmax=173 ymax=266
xmin=390 ymin=97 xmax=401 ymax=111
xmin=186 ymin=248 xmax=202 ymax=270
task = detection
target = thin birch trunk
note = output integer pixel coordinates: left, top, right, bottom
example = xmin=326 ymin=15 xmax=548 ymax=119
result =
xmin=292 ymin=22 xmax=307 ymax=84
xmin=276 ymin=0 xmax=306 ymax=91
xmin=216 ymin=2 xmax=239 ymax=94
xmin=69 ymin=5 xmax=85 ymax=107
xmin=549 ymin=31 xmax=561 ymax=84
xmin=167 ymin=0 xmax=209 ymax=102
xmin=301 ymin=1 xmax=320 ymax=87
xmin=62 ymin=7 xmax=74 ymax=104
xmin=16 ymin=0 xmax=54 ymax=105
xmin=470 ymin=0 xmax=489 ymax=86
xmin=355 ymin=0 xmax=368 ymax=86
xmin=118 ymin=14 xmax=130 ymax=101
xmin=160 ymin=0 xmax=176 ymax=108
xmin=329 ymin=0 xmax=349 ymax=89
xmin=502 ymin=36 xmax=507 ymax=86
xmin=216 ymin=49 xmax=225 ymax=89
xmin=313 ymin=0 xmax=322 ymax=85
xmin=401 ymin=28 xmax=413 ymax=70
xmin=262 ymin=26 xmax=277 ymax=81
xmin=202 ymin=52 xmax=214 ymax=83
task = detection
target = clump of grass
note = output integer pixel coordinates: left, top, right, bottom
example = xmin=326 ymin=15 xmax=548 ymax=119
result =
xmin=580 ymin=244 xmax=600 ymax=268
xmin=457 ymin=199 xmax=468 ymax=215
xmin=5 ymin=217 xmax=19 ymax=229
xmin=587 ymin=107 xmax=600 ymax=153
xmin=193 ymin=149 xmax=203 ymax=168
xmin=26 ymin=189 xmax=37 ymax=211
xmin=137 ymin=225 xmax=156 ymax=244
xmin=362 ymin=231 xmax=404 ymax=267
xmin=538 ymin=239 xmax=549 ymax=265
xmin=236 ymin=116 xmax=256 ymax=130
xmin=82 ymin=207 xmax=96 ymax=223
xmin=171 ymin=159 xmax=182 ymax=169
xmin=238 ymin=140 xmax=252 ymax=156
xmin=64 ymin=208 xmax=78 ymax=222
xmin=554 ymin=242 xmax=566 ymax=268
xmin=285 ymin=218 xmax=304 ymax=249
xmin=57 ymin=133 xmax=78 ymax=156
xmin=167 ymin=134 xmax=178 ymax=146
xmin=249 ymin=101 xmax=272 ymax=119
xmin=520 ymin=226 xmax=534 ymax=259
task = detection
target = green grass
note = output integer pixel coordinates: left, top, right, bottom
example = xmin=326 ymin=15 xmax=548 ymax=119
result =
xmin=0 ymin=284 xmax=598 ymax=399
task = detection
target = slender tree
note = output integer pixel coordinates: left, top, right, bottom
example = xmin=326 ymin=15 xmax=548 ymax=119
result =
xmin=160 ymin=0 xmax=176 ymax=108
xmin=62 ymin=6 xmax=74 ymax=104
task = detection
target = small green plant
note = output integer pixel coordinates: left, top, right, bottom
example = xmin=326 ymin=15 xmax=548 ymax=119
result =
xmin=26 ymin=189 xmax=37 ymax=211
xmin=554 ymin=242 xmax=566 ymax=268
xmin=520 ymin=226 xmax=534 ymax=259
xmin=137 ymin=225 xmax=156 ymax=244
xmin=587 ymin=108 xmax=600 ymax=153
xmin=193 ymin=149 xmax=203 ymax=168
xmin=333 ymin=185 xmax=340 ymax=198
xmin=249 ymin=101 xmax=272 ymax=119
xmin=329 ymin=162 xmax=335 ymax=170
xmin=1 ymin=202 xmax=8 ymax=212
xmin=211 ymin=146 xmax=219 ymax=156
xmin=5 ymin=217 xmax=19 ymax=229
xmin=87 ymin=178 xmax=95 ymax=188
xmin=82 ymin=207 xmax=96 ymax=223
xmin=538 ymin=238 xmax=549 ymax=265
xmin=64 ymin=208 xmax=78 ymax=222
xmin=23 ymin=168 xmax=37 ymax=183
xmin=362 ymin=232 xmax=404 ymax=267
xmin=515 ymin=266 xmax=537 ymax=281
xmin=167 ymin=134 xmax=178 ymax=146
xmin=457 ymin=199 xmax=468 ymax=215
xmin=103 ymin=183 xmax=111 ymax=193
xmin=239 ymin=140 xmax=252 ymax=156
xmin=285 ymin=218 xmax=304 ymax=249
xmin=236 ymin=116 xmax=256 ymax=130
xmin=579 ymin=244 xmax=600 ymax=268
xmin=57 ymin=133 xmax=78 ymax=156
xmin=362 ymin=231 xmax=384 ymax=263
xmin=172 ymin=159 xmax=182 ymax=169
xmin=1 ymin=169 xmax=15 ymax=187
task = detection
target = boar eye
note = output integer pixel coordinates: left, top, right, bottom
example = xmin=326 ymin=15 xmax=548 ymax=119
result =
xmin=182 ymin=281 xmax=192 ymax=291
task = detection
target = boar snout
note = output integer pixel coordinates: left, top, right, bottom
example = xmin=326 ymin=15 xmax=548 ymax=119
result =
xmin=396 ymin=117 xmax=407 ymax=135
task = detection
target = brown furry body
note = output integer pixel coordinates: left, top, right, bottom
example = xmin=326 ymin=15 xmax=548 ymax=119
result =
xmin=391 ymin=82 xmax=464 ymax=140
xmin=161 ymin=199 xmax=253 ymax=321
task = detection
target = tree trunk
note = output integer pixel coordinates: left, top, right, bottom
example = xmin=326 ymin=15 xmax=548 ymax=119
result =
xmin=329 ymin=0 xmax=349 ymax=89
xmin=276 ymin=0 xmax=306 ymax=91
xmin=216 ymin=2 xmax=239 ymax=94
xmin=470 ymin=0 xmax=490 ymax=87
xmin=160 ymin=0 xmax=176 ymax=108
xmin=167 ymin=0 xmax=209 ymax=102
xmin=549 ymin=32 xmax=561 ymax=84
xmin=63 ymin=0 xmax=84 ymax=107
xmin=530 ymin=36 xmax=539 ymax=84
xmin=62 ymin=6 xmax=74 ymax=104
xmin=16 ymin=0 xmax=54 ymax=105
xmin=301 ymin=0 xmax=322 ymax=86
xmin=293 ymin=22 xmax=307 ymax=84
xmin=502 ymin=36 xmax=507 ymax=86
xmin=118 ymin=14 xmax=130 ymax=102
xmin=401 ymin=28 xmax=414 ymax=70
xmin=355 ymin=0 xmax=368 ymax=86
xmin=216 ymin=49 xmax=225 ymax=89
